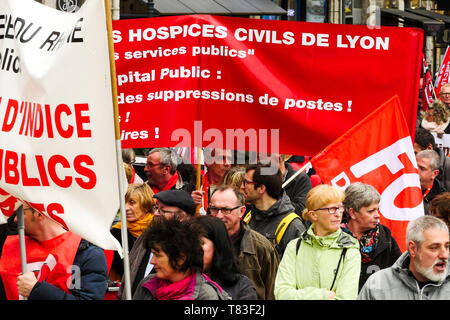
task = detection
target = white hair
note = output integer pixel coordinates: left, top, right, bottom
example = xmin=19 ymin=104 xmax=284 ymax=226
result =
xmin=406 ymin=215 xmax=449 ymax=248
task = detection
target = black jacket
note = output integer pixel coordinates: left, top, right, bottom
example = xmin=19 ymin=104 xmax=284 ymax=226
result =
xmin=437 ymin=148 xmax=450 ymax=191
xmin=423 ymin=178 xmax=446 ymax=215
xmin=0 ymin=213 xmax=18 ymax=258
xmin=283 ymin=162 xmax=312 ymax=221
xmin=344 ymin=224 xmax=402 ymax=292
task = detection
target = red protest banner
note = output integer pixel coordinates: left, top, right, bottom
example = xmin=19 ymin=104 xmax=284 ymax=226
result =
xmin=422 ymin=56 xmax=435 ymax=111
xmin=435 ymin=46 xmax=450 ymax=98
xmin=112 ymin=15 xmax=423 ymax=156
xmin=310 ymin=96 xmax=424 ymax=252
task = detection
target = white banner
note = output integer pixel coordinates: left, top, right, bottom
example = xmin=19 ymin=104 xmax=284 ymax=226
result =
xmin=0 ymin=0 xmax=122 ymax=251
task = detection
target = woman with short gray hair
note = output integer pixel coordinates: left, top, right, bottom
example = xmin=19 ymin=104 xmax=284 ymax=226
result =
xmin=342 ymin=182 xmax=402 ymax=292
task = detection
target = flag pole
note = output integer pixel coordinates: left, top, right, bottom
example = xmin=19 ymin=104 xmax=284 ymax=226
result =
xmin=282 ymin=161 xmax=312 ymax=189
xmin=17 ymin=205 xmax=27 ymax=274
xmin=423 ymin=55 xmax=438 ymax=101
xmin=17 ymin=204 xmax=28 ymax=300
xmin=195 ymin=147 xmax=202 ymax=216
xmin=430 ymin=79 xmax=438 ymax=100
xmin=104 ymin=0 xmax=132 ymax=300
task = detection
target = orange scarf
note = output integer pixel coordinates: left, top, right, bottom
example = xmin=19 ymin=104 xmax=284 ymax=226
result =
xmin=112 ymin=213 xmax=153 ymax=239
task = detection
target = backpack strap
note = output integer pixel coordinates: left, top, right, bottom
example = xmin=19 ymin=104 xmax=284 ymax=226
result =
xmin=295 ymin=230 xmax=309 ymax=255
xmin=329 ymin=248 xmax=347 ymax=291
xmin=273 ymin=212 xmax=300 ymax=246
xmin=295 ymin=236 xmax=302 ymax=254
xmin=243 ymin=210 xmax=252 ymax=224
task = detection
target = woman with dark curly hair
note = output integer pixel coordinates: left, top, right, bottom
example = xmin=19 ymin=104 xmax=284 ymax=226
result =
xmin=194 ymin=215 xmax=257 ymax=300
xmin=132 ymin=218 xmax=230 ymax=300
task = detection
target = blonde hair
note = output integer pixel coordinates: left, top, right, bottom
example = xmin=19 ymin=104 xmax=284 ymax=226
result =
xmin=123 ymin=162 xmax=133 ymax=183
xmin=302 ymin=184 xmax=345 ymax=221
xmin=428 ymin=100 xmax=450 ymax=125
xmin=125 ymin=183 xmax=156 ymax=214
xmin=220 ymin=166 xmax=245 ymax=188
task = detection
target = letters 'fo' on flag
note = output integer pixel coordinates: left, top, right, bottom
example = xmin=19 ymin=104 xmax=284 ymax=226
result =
xmin=310 ymin=95 xmax=424 ymax=252
xmin=434 ymin=46 xmax=450 ymax=98
xmin=422 ymin=56 xmax=435 ymax=111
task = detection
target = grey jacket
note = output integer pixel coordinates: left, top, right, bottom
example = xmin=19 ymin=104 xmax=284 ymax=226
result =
xmin=221 ymin=273 xmax=257 ymax=300
xmin=358 ymin=251 xmax=450 ymax=300
xmin=133 ymin=271 xmax=231 ymax=300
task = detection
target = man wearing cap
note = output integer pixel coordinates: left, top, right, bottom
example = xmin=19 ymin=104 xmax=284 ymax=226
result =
xmin=153 ymin=189 xmax=197 ymax=222
xmin=117 ymin=190 xmax=196 ymax=299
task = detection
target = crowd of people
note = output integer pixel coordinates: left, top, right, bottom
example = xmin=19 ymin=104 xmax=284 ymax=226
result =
xmin=0 ymin=144 xmax=448 ymax=301
xmin=0 ymin=87 xmax=449 ymax=300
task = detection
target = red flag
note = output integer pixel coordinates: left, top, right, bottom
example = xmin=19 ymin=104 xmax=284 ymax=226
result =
xmin=113 ymin=15 xmax=423 ymax=156
xmin=434 ymin=46 xmax=450 ymax=98
xmin=310 ymin=96 xmax=424 ymax=252
xmin=422 ymin=56 xmax=435 ymax=111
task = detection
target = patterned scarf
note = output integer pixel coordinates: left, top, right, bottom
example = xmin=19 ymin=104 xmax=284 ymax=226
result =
xmin=342 ymin=223 xmax=380 ymax=263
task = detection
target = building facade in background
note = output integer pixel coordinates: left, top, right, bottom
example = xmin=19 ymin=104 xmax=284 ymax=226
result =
xmin=36 ymin=0 xmax=448 ymax=79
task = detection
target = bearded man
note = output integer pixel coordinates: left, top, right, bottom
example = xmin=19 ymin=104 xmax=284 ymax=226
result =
xmin=359 ymin=215 xmax=450 ymax=300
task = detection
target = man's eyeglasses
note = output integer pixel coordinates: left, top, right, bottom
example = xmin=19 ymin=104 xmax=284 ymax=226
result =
xmin=145 ymin=162 xmax=161 ymax=168
xmin=440 ymin=92 xmax=450 ymax=97
xmin=155 ymin=206 xmax=181 ymax=216
xmin=208 ymin=206 xmax=242 ymax=215
xmin=315 ymin=205 xmax=345 ymax=214
xmin=243 ymin=179 xmax=259 ymax=187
